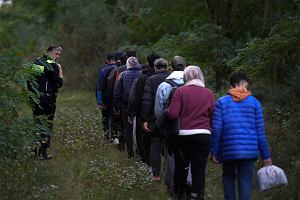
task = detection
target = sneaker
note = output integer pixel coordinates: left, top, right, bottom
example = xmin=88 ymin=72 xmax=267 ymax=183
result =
xmin=40 ymin=154 xmax=52 ymax=160
xmin=152 ymin=176 xmax=161 ymax=181
xmin=112 ymin=138 xmax=119 ymax=145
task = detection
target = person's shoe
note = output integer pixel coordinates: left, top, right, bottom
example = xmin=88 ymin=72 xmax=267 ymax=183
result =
xmin=40 ymin=154 xmax=52 ymax=160
xmin=112 ymin=138 xmax=119 ymax=145
xmin=152 ymin=176 xmax=161 ymax=181
xmin=38 ymin=145 xmax=52 ymax=160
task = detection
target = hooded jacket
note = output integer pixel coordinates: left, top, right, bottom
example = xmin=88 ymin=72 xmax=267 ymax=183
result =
xmin=154 ymin=71 xmax=184 ymax=120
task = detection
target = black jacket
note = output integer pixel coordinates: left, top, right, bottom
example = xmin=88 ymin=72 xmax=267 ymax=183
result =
xmin=133 ymin=67 xmax=155 ymax=117
xmin=113 ymin=67 xmax=141 ymax=108
xmin=141 ymin=69 xmax=170 ymax=122
xmin=27 ymin=55 xmax=63 ymax=106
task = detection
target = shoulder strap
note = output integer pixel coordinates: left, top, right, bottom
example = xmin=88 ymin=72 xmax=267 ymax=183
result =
xmin=165 ymin=79 xmax=179 ymax=87
xmin=163 ymin=79 xmax=183 ymax=109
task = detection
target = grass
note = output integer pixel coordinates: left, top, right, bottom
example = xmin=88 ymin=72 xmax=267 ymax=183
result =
xmin=30 ymin=90 xmax=169 ymax=200
xmin=1 ymin=90 xmax=298 ymax=200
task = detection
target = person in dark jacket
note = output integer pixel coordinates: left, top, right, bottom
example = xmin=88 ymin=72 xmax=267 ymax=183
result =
xmin=166 ymin=65 xmax=214 ymax=200
xmin=27 ymin=44 xmax=64 ymax=160
xmin=142 ymin=58 xmax=170 ymax=181
xmin=211 ymin=71 xmax=272 ymax=200
xmin=107 ymin=50 xmax=136 ymax=146
xmin=130 ymin=53 xmax=161 ymax=164
xmin=104 ymin=51 xmax=126 ymax=142
xmin=114 ymin=57 xmax=141 ymax=158
xmin=108 ymin=50 xmax=137 ymax=92
xmin=96 ymin=53 xmax=118 ymax=137
xmin=103 ymin=51 xmax=126 ymax=105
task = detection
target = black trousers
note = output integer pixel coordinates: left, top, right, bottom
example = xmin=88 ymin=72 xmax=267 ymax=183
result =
xmin=142 ymin=126 xmax=151 ymax=165
xmin=135 ymin=117 xmax=145 ymax=161
xmin=174 ymin=134 xmax=210 ymax=199
xmin=101 ymin=108 xmax=110 ymax=132
xmin=32 ymin=101 xmax=56 ymax=148
xmin=121 ymin=108 xmax=134 ymax=158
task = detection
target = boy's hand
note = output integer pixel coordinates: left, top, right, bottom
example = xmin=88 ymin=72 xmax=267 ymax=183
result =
xmin=263 ymin=158 xmax=272 ymax=166
xmin=211 ymin=156 xmax=219 ymax=164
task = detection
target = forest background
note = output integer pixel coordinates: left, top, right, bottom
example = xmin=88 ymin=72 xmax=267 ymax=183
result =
xmin=0 ymin=0 xmax=299 ymax=199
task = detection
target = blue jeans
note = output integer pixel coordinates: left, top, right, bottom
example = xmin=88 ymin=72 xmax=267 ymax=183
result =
xmin=222 ymin=159 xmax=256 ymax=200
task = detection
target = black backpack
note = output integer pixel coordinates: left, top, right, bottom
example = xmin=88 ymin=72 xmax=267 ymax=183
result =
xmin=154 ymin=79 xmax=183 ymax=135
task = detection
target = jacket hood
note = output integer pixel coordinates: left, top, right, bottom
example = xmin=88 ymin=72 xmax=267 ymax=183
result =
xmin=166 ymin=71 xmax=183 ymax=80
xmin=228 ymin=87 xmax=251 ymax=101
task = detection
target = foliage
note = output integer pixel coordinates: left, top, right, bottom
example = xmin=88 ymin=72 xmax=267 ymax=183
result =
xmin=0 ymin=51 xmax=41 ymax=197
xmin=228 ymin=18 xmax=300 ymax=86
xmin=0 ymin=0 xmax=300 ymax=199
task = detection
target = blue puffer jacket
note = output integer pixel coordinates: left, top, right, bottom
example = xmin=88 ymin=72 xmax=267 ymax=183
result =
xmin=211 ymin=95 xmax=271 ymax=162
xmin=114 ymin=67 xmax=141 ymax=108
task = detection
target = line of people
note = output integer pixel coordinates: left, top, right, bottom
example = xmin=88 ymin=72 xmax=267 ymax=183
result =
xmin=96 ymin=50 xmax=272 ymax=200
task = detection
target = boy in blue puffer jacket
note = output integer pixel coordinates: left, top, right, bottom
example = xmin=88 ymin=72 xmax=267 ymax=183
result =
xmin=211 ymin=71 xmax=272 ymax=200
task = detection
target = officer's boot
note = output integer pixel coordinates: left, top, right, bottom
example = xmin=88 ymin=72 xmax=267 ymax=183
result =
xmin=39 ymin=142 xmax=52 ymax=160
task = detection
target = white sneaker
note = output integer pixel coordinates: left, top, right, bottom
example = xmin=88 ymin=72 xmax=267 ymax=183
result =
xmin=112 ymin=138 xmax=119 ymax=145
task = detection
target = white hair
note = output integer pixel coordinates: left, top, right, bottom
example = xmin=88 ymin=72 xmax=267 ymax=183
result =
xmin=126 ymin=56 xmax=139 ymax=69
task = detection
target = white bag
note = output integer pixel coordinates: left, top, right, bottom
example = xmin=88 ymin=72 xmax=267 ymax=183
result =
xmin=257 ymin=165 xmax=288 ymax=191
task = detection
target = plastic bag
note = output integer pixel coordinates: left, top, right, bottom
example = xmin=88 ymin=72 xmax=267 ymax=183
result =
xmin=257 ymin=165 xmax=288 ymax=191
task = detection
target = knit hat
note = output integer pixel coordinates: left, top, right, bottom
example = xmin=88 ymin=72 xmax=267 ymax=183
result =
xmin=126 ymin=56 xmax=139 ymax=69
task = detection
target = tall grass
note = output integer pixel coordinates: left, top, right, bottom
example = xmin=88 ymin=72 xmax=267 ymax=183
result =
xmin=1 ymin=89 xmax=298 ymax=199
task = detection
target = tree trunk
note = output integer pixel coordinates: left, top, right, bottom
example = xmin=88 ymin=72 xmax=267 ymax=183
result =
xmin=262 ymin=0 xmax=270 ymax=37
xmin=206 ymin=0 xmax=218 ymax=25
xmin=225 ymin=0 xmax=234 ymax=37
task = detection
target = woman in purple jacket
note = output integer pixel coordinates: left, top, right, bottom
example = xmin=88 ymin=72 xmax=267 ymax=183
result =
xmin=166 ymin=66 xmax=215 ymax=200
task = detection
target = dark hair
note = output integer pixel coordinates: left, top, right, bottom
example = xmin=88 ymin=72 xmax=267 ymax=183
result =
xmin=147 ymin=53 xmax=161 ymax=68
xmin=119 ymin=52 xmax=127 ymax=65
xmin=171 ymin=56 xmax=186 ymax=71
xmin=229 ymin=71 xmax=250 ymax=87
xmin=47 ymin=44 xmax=62 ymax=52
xmin=126 ymin=49 xmax=136 ymax=57
xmin=107 ymin=52 xmax=116 ymax=61
xmin=173 ymin=64 xmax=185 ymax=71
xmin=154 ymin=58 xmax=168 ymax=69
xmin=113 ymin=51 xmax=127 ymax=65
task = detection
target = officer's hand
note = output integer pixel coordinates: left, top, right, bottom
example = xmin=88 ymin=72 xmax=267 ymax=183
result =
xmin=57 ymin=63 xmax=62 ymax=69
